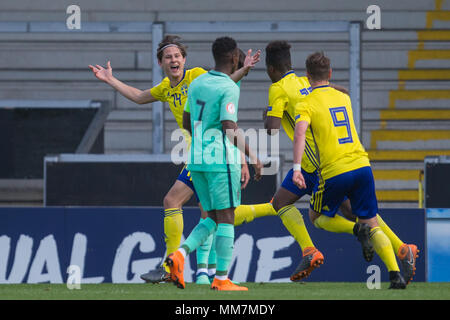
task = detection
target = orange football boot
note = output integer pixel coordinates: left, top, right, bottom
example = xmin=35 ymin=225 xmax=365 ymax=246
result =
xmin=398 ymin=243 xmax=419 ymax=284
xmin=211 ymin=278 xmax=248 ymax=291
xmin=165 ymin=251 xmax=185 ymax=289
xmin=290 ymin=247 xmax=324 ymax=281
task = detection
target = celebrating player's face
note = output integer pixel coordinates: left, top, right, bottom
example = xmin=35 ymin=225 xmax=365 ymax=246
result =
xmin=159 ymin=46 xmax=186 ymax=80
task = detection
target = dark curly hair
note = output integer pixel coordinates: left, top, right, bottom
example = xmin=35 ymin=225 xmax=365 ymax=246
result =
xmin=265 ymin=40 xmax=292 ymax=72
xmin=212 ymin=36 xmax=237 ymax=65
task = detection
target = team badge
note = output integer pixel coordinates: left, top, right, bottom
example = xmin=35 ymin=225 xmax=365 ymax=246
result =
xmin=226 ymin=103 xmax=235 ymax=114
xmin=181 ymin=84 xmax=188 ymax=96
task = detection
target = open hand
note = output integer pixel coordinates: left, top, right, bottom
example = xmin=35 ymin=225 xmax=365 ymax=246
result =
xmin=244 ymin=49 xmax=261 ymax=70
xmin=88 ymin=60 xmax=113 ymax=83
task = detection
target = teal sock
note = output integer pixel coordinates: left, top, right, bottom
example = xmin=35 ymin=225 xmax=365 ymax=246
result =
xmin=215 ymin=223 xmax=235 ymax=279
xmin=208 ymin=232 xmax=217 ymax=275
xmin=181 ymin=217 xmax=217 ymax=255
xmin=196 ymin=219 xmax=214 ymax=270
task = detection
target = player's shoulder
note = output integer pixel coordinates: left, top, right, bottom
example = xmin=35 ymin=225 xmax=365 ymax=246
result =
xmin=296 ymin=76 xmax=311 ymax=87
xmin=296 ymin=89 xmax=316 ymax=111
xmin=268 ymin=80 xmax=286 ymax=96
xmin=220 ymin=73 xmax=239 ymax=88
xmin=187 ymin=67 xmax=208 ymax=79
xmin=295 ymin=96 xmax=312 ymax=110
xmin=330 ymin=87 xmax=351 ymax=102
xmin=160 ymin=76 xmax=171 ymax=85
xmin=152 ymin=76 xmax=171 ymax=91
xmin=274 ymin=72 xmax=303 ymax=92
xmin=222 ymin=77 xmax=240 ymax=96
xmin=189 ymin=69 xmax=210 ymax=86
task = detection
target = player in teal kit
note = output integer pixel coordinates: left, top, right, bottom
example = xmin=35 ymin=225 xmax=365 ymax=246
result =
xmin=165 ymin=37 xmax=262 ymax=291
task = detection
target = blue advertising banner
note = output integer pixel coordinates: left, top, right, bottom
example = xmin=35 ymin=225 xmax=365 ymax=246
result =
xmin=0 ymin=207 xmax=425 ymax=283
xmin=427 ymin=208 xmax=450 ymax=282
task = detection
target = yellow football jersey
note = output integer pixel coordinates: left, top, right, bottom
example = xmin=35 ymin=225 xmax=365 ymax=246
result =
xmin=150 ymin=67 xmax=207 ymax=130
xmin=295 ymin=85 xmax=370 ymax=180
xmin=266 ymin=71 xmax=318 ymax=173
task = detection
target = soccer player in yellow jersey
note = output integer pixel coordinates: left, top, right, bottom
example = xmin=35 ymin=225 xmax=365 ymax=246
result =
xmin=261 ymin=41 xmax=324 ymax=280
xmin=89 ymin=35 xmax=261 ymax=283
xmin=292 ymin=52 xmax=418 ymax=289
xmin=235 ymin=40 xmax=354 ymax=281
xmin=258 ymin=43 xmax=418 ymax=285
xmin=233 ymin=41 xmax=353 ymax=281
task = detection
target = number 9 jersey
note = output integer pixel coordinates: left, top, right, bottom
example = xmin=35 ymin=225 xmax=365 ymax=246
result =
xmin=294 ymin=85 xmax=370 ymax=181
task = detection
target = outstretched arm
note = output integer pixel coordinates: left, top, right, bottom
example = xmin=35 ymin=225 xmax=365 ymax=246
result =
xmin=89 ymin=61 xmax=157 ymax=104
xmin=230 ymin=49 xmax=261 ymax=83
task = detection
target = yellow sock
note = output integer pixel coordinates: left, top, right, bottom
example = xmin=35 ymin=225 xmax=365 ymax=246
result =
xmin=234 ymin=203 xmax=276 ymax=226
xmin=313 ymin=214 xmax=354 ymax=234
xmin=376 ymin=214 xmax=404 ymax=255
xmin=163 ymin=208 xmax=183 ymax=272
xmin=369 ymin=227 xmax=400 ymax=272
xmin=278 ymin=205 xmax=314 ymax=251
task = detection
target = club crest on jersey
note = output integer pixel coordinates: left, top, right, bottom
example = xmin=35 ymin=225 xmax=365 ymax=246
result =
xmin=181 ymin=84 xmax=188 ymax=96
xmin=226 ymin=103 xmax=235 ymax=114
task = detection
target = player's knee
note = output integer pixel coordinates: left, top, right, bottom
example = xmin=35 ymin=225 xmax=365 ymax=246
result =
xmin=163 ymin=192 xmax=180 ymax=209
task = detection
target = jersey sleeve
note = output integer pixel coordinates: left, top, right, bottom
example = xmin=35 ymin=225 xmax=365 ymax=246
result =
xmin=219 ymin=83 xmax=240 ymax=123
xmin=183 ymin=98 xmax=190 ymax=113
xmin=295 ymin=100 xmax=312 ymax=125
xmin=267 ymin=84 xmax=288 ymax=118
xmin=149 ymin=80 xmax=168 ymax=102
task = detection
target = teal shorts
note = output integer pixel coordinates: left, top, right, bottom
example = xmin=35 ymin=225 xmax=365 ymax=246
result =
xmin=190 ymin=170 xmax=241 ymax=212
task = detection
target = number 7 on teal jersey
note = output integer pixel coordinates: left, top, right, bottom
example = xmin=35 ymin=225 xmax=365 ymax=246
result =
xmin=329 ymin=106 xmax=353 ymax=144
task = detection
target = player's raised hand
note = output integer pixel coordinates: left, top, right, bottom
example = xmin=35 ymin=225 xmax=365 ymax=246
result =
xmin=244 ymin=49 xmax=261 ymax=69
xmin=292 ymin=170 xmax=306 ymax=189
xmin=89 ymin=60 xmax=113 ymax=83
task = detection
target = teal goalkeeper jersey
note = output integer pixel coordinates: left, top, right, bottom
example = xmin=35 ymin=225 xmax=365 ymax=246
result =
xmin=185 ymin=70 xmax=241 ymax=173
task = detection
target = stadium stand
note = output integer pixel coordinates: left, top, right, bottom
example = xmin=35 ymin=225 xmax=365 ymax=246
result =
xmin=0 ymin=0 xmax=448 ymax=208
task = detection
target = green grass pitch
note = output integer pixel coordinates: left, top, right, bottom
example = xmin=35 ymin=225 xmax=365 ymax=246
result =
xmin=1 ymin=282 xmax=449 ymax=300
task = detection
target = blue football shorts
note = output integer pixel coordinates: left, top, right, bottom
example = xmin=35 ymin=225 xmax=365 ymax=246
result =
xmin=310 ymin=166 xmax=378 ymax=219
xmin=281 ymin=168 xmax=318 ymax=198
xmin=176 ymin=165 xmax=200 ymax=203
